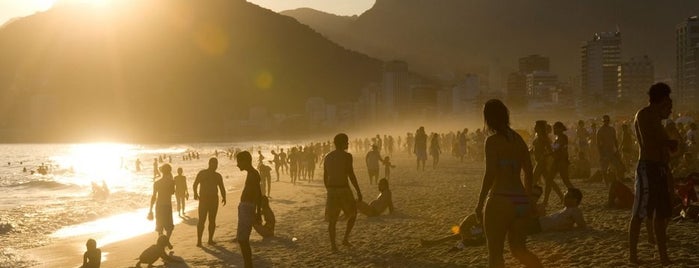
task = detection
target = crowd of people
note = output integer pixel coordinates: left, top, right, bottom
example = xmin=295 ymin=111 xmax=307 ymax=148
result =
xmin=78 ymin=82 xmax=698 ymax=268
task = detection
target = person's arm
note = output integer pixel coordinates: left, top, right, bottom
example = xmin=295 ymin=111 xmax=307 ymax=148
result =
xmin=255 ymin=172 xmax=263 ymax=221
xmin=82 ymin=252 xmax=88 ymax=266
xmin=149 ymin=182 xmax=157 ymax=213
xmin=475 ymin=137 xmax=497 ymax=222
xmin=323 ymin=160 xmax=329 ymax=188
xmin=520 ymin=137 xmax=534 ymax=196
xmin=192 ymin=172 xmax=200 ymax=200
xmin=347 ymin=155 xmax=362 ymax=202
xmin=95 ymin=249 xmax=101 ymax=267
xmin=217 ymin=174 xmax=226 ymax=206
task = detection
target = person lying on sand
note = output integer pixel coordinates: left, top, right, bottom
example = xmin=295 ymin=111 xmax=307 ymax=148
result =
xmin=536 ymin=188 xmax=587 ymax=232
xmin=135 ymin=235 xmax=183 ymax=268
xmin=357 ymin=178 xmax=393 ymax=217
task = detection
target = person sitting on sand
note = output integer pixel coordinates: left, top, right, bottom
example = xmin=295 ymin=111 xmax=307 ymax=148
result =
xmin=80 ymin=238 xmax=101 ymax=268
xmin=253 ymin=195 xmax=275 ymax=239
xmin=537 ymin=188 xmax=587 ymax=232
xmin=135 ymin=235 xmax=183 ymax=268
xmin=357 ymin=178 xmax=394 ymax=217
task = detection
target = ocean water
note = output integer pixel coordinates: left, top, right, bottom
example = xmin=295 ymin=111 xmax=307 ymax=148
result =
xmin=0 ymin=142 xmax=296 ymax=261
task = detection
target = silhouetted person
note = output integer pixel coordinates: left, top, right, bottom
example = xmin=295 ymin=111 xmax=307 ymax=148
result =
xmin=235 ymin=151 xmax=262 ymax=268
xmin=429 ymin=133 xmax=441 ymax=169
xmin=324 ymin=133 xmax=363 ymax=252
xmin=629 ymin=83 xmax=677 ymax=265
xmin=543 ymin=122 xmax=574 ymax=207
xmin=271 ymin=150 xmax=281 ymax=181
xmin=357 ymin=178 xmax=393 ymax=217
xmin=597 ymin=115 xmax=625 ymax=180
xmin=279 ymin=149 xmax=288 ymax=174
xmin=381 ymin=156 xmax=395 ymax=180
xmin=136 ymin=235 xmax=183 ymax=268
xmin=174 ymin=167 xmax=189 ymax=217
xmin=80 ymin=238 xmax=101 ymax=268
xmin=258 ymin=161 xmax=272 ymax=197
xmin=149 ymin=164 xmax=175 ymax=242
xmin=414 ymin=127 xmax=428 ymax=171
xmin=135 ymin=158 xmax=142 ymax=172
xmin=153 ymin=158 xmax=160 ymax=178
xmin=193 ymin=157 xmax=226 ymax=247
xmin=474 ymin=99 xmax=542 ymax=268
xmin=365 ymin=145 xmax=381 ymax=185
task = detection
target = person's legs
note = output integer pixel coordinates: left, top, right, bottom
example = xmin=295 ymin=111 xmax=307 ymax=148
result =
xmin=628 ymin=215 xmax=643 ymax=263
xmin=208 ymin=202 xmax=219 ymax=243
xmin=196 ymin=206 xmax=208 ymax=246
xmin=543 ymin=170 xmax=563 ymax=207
xmin=356 ymin=200 xmax=378 ymax=217
xmin=559 ymin=163 xmax=574 ymax=189
xmin=326 ymin=194 xmax=341 ymax=251
xmin=341 ymin=194 xmax=358 ymax=246
xmin=237 ymin=203 xmax=255 ymax=267
xmin=484 ymin=196 xmax=510 ymax=268
xmin=507 ymin=223 xmax=542 ymax=268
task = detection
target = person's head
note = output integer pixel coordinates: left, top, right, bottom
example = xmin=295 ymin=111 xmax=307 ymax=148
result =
xmin=602 ymin=115 xmax=610 ymax=125
xmin=159 ymin=164 xmax=172 ymax=175
xmin=534 ymin=120 xmax=547 ymax=135
xmin=208 ymin=157 xmax=218 ymax=171
xmin=334 ymin=133 xmax=349 ymax=150
xmin=378 ymin=178 xmax=389 ymax=192
xmin=384 ymin=156 xmax=390 ymax=162
xmin=648 ymin=82 xmax=673 ymax=119
xmin=564 ymin=188 xmax=583 ymax=207
xmin=86 ymin=238 xmax=97 ymax=250
xmin=553 ymin=121 xmax=566 ymax=134
xmin=371 ymin=144 xmax=378 ymax=151
xmin=156 ymin=235 xmax=169 ymax=248
xmin=177 ymin=167 xmax=183 ymax=175
xmin=483 ymin=99 xmax=510 ymax=134
xmin=236 ymin=151 xmax=253 ymax=170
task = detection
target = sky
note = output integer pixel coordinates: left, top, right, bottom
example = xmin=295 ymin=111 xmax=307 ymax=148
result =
xmin=0 ymin=0 xmax=376 ymax=26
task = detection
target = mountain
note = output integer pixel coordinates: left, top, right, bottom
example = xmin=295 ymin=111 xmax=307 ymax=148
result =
xmin=283 ymin=0 xmax=699 ymax=82
xmin=0 ymin=0 xmax=383 ymax=142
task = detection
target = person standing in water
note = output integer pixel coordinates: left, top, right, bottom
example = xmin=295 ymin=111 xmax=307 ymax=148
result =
xmin=193 ymin=158 xmax=226 ymax=247
xmin=324 ymin=133 xmax=363 ymax=252
xmin=474 ymin=99 xmax=542 ymax=268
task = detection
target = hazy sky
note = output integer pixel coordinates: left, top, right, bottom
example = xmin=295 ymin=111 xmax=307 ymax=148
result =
xmin=0 ymin=0 xmax=376 ymax=26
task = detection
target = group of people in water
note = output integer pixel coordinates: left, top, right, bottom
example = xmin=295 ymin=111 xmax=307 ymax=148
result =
xmin=79 ymin=82 xmax=697 ymax=267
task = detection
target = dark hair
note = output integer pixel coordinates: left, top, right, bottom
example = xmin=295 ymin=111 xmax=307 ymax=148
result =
xmin=566 ymin=188 xmax=583 ymax=204
xmin=648 ymin=83 xmax=671 ymax=104
xmin=334 ymin=133 xmax=349 ymax=147
xmin=553 ymin=121 xmax=567 ymax=132
xmin=534 ymin=120 xmax=547 ymax=134
xmin=236 ymin=151 xmax=252 ymax=163
xmin=483 ymin=99 xmax=510 ymax=134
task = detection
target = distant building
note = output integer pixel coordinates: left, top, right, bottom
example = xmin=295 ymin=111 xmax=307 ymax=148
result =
xmin=676 ymin=16 xmax=699 ymax=107
xmin=506 ymin=72 xmax=527 ymax=109
xmin=618 ymin=55 xmax=654 ymax=109
xmin=581 ymin=31 xmax=622 ymax=103
xmin=519 ymin=54 xmax=550 ymax=74
xmin=382 ymin=60 xmax=409 ymax=116
xmin=305 ymin=97 xmax=326 ymax=127
xmin=452 ymin=74 xmax=480 ymax=114
xmin=526 ymin=71 xmax=559 ymax=102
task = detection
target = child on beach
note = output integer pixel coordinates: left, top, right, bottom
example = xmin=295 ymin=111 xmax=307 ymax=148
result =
xmin=80 ymin=238 xmax=101 ymax=268
xmin=381 ymin=156 xmax=395 ymax=180
xmin=357 ymin=178 xmax=393 ymax=217
xmin=135 ymin=235 xmax=183 ymax=268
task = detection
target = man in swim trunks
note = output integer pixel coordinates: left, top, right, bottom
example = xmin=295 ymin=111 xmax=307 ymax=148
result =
xmin=324 ymin=133 xmax=363 ymax=252
xmin=628 ymin=83 xmax=677 ymax=265
xmin=193 ymin=158 xmax=226 ymax=247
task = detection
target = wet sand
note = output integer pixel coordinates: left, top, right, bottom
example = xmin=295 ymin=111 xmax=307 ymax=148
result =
xmin=23 ymin=152 xmax=699 ymax=267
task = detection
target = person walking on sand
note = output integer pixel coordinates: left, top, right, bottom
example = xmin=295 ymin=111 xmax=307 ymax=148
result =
xmin=324 ymin=133 xmax=363 ymax=252
xmin=235 ymin=151 xmax=263 ymax=268
xmin=430 ymin=133 xmax=442 ymax=169
xmin=474 ymin=99 xmax=542 ymax=268
xmin=365 ymin=145 xmax=382 ymax=185
xmin=193 ymin=158 xmax=226 ymax=247
xmin=414 ymin=127 xmax=428 ymax=171
xmin=628 ymin=83 xmax=677 ymax=266
xmin=174 ymin=167 xmax=189 ymax=217
xmin=149 ymin=164 xmax=175 ymax=244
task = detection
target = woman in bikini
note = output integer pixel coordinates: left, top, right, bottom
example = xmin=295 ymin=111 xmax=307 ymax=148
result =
xmin=474 ymin=99 xmax=542 ymax=268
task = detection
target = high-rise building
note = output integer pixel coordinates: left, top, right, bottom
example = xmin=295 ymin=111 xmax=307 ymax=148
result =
xmin=526 ymin=71 xmax=558 ymax=102
xmin=618 ymin=55 xmax=654 ymax=109
xmin=676 ymin=16 xmax=699 ymax=107
xmin=382 ymin=60 xmax=409 ymax=116
xmin=581 ymin=31 xmax=622 ymax=103
xmin=519 ymin=55 xmax=550 ymax=74
xmin=452 ymin=74 xmax=480 ymax=114
xmin=506 ymin=72 xmax=527 ymax=109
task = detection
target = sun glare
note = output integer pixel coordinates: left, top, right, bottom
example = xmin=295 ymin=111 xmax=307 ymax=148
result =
xmin=52 ymin=143 xmax=135 ymax=188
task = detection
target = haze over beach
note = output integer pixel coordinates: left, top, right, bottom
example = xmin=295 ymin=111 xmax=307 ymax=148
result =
xmin=0 ymin=0 xmax=698 ymax=268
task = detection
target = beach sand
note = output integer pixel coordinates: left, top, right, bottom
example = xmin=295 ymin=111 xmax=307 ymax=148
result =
xmin=23 ymin=152 xmax=699 ymax=267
